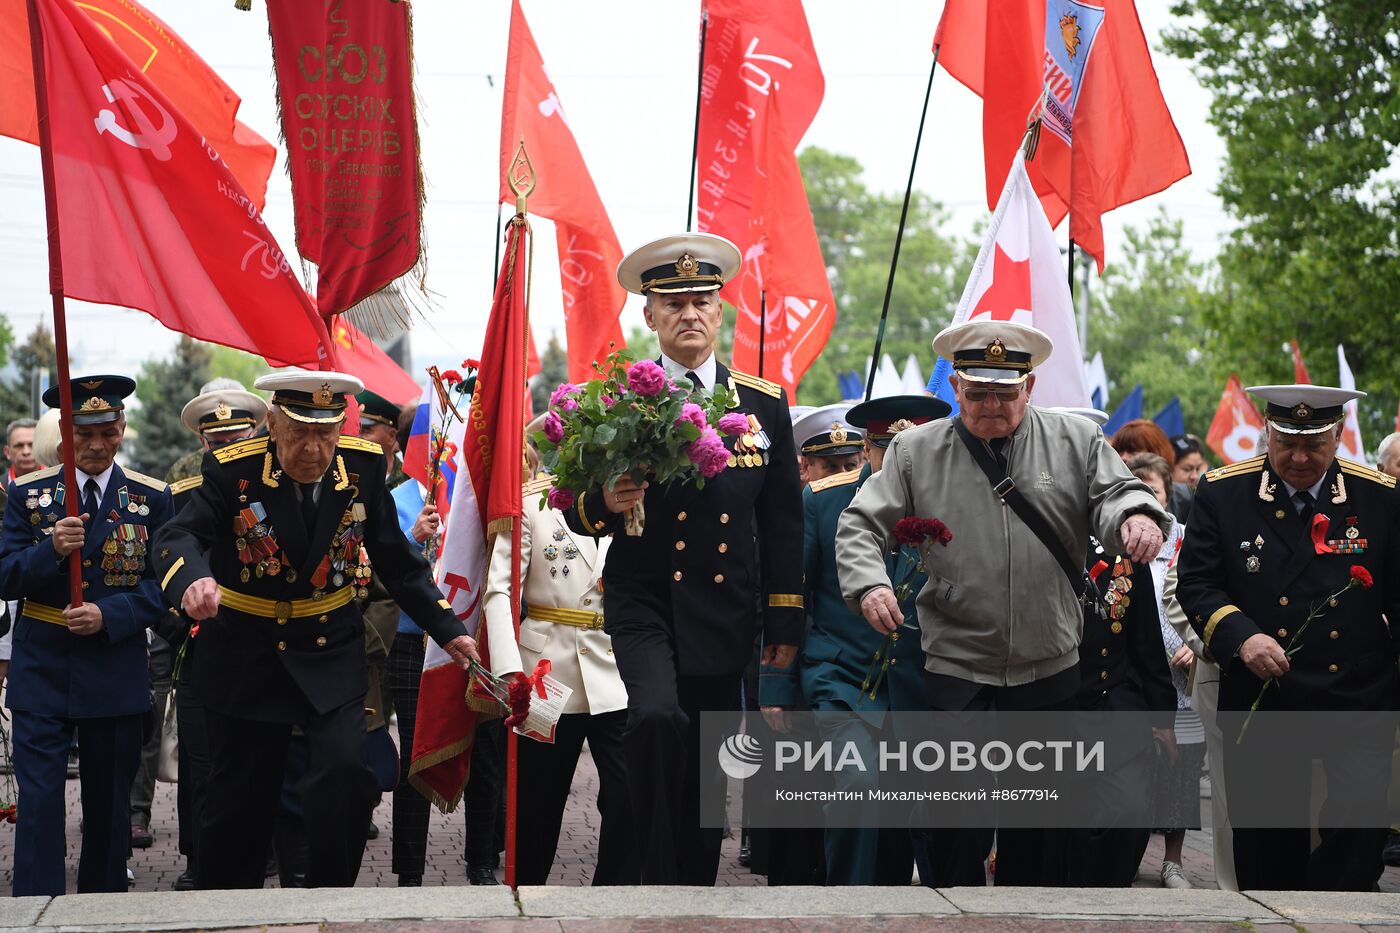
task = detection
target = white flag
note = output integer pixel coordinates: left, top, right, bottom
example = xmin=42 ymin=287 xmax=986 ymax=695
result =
xmin=900 ymin=354 xmax=926 ymax=395
xmin=1337 ymin=345 xmax=1366 ymax=462
xmin=948 ymin=148 xmax=1091 ymax=408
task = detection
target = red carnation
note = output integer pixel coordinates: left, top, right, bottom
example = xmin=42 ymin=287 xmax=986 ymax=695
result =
xmin=504 ymin=673 xmax=533 ymax=729
xmin=894 ymin=516 xmax=953 ymax=548
xmin=441 ymin=370 xmax=463 ymax=386
xmin=464 ymin=358 xmax=481 ymax=370
xmin=1350 ymin=566 xmax=1374 ymax=589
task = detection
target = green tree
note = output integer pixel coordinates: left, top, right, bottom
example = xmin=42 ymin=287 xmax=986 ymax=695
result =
xmin=530 ymin=333 xmax=569 ymax=414
xmin=207 ymin=345 xmax=273 ymax=393
xmin=1088 ymin=211 xmax=1232 ymax=438
xmin=0 ymin=322 xmax=54 ymax=428
xmin=130 ymin=336 xmax=212 ymax=474
xmin=1164 ymin=1 xmax=1400 ymax=448
xmin=778 ymin=147 xmax=976 ymax=405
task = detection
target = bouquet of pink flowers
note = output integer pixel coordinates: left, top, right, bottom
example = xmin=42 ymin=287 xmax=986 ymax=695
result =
xmin=535 ymin=350 xmax=747 ymax=535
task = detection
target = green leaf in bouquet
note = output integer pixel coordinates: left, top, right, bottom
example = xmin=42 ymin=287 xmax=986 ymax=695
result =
xmin=594 ymin=423 xmax=617 ymax=445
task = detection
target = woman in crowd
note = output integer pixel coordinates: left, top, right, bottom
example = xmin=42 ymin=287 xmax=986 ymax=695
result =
xmin=1110 ymin=419 xmax=1194 ymax=524
xmin=1170 ymin=435 xmax=1208 ymax=490
xmin=1125 ymin=452 xmax=1204 ymax=890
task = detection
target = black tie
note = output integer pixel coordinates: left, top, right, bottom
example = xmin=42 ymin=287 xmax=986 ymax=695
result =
xmin=685 ymin=370 xmax=702 ymax=391
xmin=1294 ymin=490 xmax=1315 ymax=522
xmin=82 ymin=478 xmax=100 ymax=520
xmin=300 ymin=482 xmax=319 ymax=532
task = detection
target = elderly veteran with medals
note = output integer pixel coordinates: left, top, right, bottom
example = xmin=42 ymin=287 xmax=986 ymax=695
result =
xmin=151 ymin=370 xmax=478 ymax=890
xmin=0 ymin=376 xmax=174 ymax=896
xmin=836 ymin=321 xmax=1170 ymax=887
xmin=563 ymin=233 xmax=804 ymax=885
xmin=792 ymin=404 xmax=865 ymax=483
xmin=1177 ymin=384 xmax=1400 ymax=891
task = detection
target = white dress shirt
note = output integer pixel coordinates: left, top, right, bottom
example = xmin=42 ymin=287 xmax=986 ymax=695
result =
xmin=75 ymin=463 xmax=115 ymax=509
xmin=660 ymin=352 xmax=717 ymax=391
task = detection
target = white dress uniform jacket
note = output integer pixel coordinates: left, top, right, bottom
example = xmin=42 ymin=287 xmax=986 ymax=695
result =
xmin=482 ymin=479 xmax=627 ymax=716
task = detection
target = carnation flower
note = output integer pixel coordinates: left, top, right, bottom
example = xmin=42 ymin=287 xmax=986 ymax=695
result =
xmin=601 ymin=395 xmax=616 ymax=407
xmin=627 ymin=359 xmax=667 ymax=397
xmin=716 ymin=412 xmax=750 ymax=437
xmin=543 ymin=411 xmax=564 ymax=444
xmin=1350 ymin=565 xmax=1374 ymax=589
xmin=893 ymin=516 xmax=953 ymax=548
xmin=546 ymin=487 xmax=576 ymax=510
xmin=686 ymin=427 xmax=731 ymax=479
xmin=676 ymin=402 xmax=707 ymax=431
xmin=441 ymin=369 xmax=462 ymax=385
xmin=464 ymin=358 xmax=481 ymax=370
xmin=549 ymin=383 xmax=581 ymax=409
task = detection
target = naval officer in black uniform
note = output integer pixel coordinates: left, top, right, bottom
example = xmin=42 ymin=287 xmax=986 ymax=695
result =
xmin=564 ymin=233 xmax=805 ymax=885
xmin=1178 ymin=384 xmax=1400 ymax=891
xmin=152 ymin=370 xmax=478 ymax=889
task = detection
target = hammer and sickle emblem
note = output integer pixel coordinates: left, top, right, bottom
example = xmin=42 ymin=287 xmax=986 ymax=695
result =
xmin=94 ymin=79 xmax=177 ymax=161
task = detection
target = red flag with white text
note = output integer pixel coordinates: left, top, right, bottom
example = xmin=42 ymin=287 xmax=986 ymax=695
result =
xmin=696 ymin=0 xmax=833 ymax=397
xmin=1 ymin=0 xmax=277 ymax=209
xmin=410 ymin=215 xmax=530 ymax=811
xmin=500 ymin=0 xmax=625 ymax=381
xmin=26 ymin=0 xmax=330 ymax=366
xmin=935 ymin=0 xmax=1190 ymax=271
xmin=1206 ymin=374 xmax=1265 ymax=465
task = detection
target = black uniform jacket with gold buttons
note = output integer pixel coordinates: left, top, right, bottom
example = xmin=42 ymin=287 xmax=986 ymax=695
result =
xmin=564 ymin=363 xmax=804 ymax=676
xmin=152 ymin=434 xmax=467 ymax=723
xmin=1077 ymin=549 xmax=1176 ymax=730
xmin=1178 ymin=455 xmax=1400 ymax=712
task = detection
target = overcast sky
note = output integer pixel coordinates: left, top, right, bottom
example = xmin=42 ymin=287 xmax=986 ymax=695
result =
xmin=0 ymin=0 xmax=1228 ymax=379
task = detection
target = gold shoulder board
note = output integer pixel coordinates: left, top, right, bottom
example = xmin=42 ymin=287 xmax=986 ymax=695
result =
xmin=809 ymin=468 xmax=862 ymax=493
xmin=730 ymin=370 xmax=783 ymax=399
xmin=1202 ymin=455 xmax=1265 ymax=483
xmin=14 ymin=465 xmax=61 ymax=486
xmin=169 ymin=476 xmax=204 ymax=495
xmin=523 ymin=477 xmax=553 ymax=495
xmin=213 ymin=435 xmax=269 ymax=464
xmin=1339 ymin=458 xmax=1397 ymax=489
xmin=337 ymin=436 xmax=385 ymax=456
xmin=122 ymin=468 xmax=168 ymax=492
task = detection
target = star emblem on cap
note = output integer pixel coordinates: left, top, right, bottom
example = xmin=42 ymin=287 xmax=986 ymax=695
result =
xmin=830 ymin=423 xmax=847 ymax=444
xmin=986 ymin=338 xmax=1006 ymax=360
xmin=1293 ymin=403 xmax=1313 ymax=420
xmin=78 ymin=397 xmax=107 ymax=412
xmin=675 ymin=253 xmax=700 ymax=277
xmin=315 ymin=383 xmax=334 ymax=406
xmin=214 ymin=402 xmax=232 ymax=421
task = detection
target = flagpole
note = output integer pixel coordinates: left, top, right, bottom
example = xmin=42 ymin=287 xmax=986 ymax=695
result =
xmin=685 ymin=7 xmax=709 ymax=232
xmin=26 ymin=0 xmax=84 ymax=608
xmin=492 ymin=202 xmax=504 ymax=292
xmin=863 ymin=44 xmax=940 ymax=401
xmin=1067 ymin=238 xmax=1076 ymax=298
xmin=757 ymin=290 xmax=766 ymax=379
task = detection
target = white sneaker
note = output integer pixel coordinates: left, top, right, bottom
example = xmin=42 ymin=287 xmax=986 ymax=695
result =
xmin=1160 ymin=860 xmax=1191 ymax=889
xmin=126 ymin=867 xmax=135 ymax=886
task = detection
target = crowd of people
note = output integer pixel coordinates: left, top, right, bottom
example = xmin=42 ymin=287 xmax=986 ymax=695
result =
xmin=2 ymin=232 xmax=1398 ymax=897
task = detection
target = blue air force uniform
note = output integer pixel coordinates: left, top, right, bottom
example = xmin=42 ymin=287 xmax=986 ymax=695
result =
xmin=1178 ymin=385 xmax=1400 ymax=891
xmin=0 ymin=375 xmax=173 ymax=896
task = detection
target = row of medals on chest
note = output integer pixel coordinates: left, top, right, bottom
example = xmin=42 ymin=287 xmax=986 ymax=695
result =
xmin=27 ymin=485 xmax=150 ymax=586
xmin=233 ymin=495 xmax=371 ymax=596
xmin=729 ymin=415 xmax=771 ymax=469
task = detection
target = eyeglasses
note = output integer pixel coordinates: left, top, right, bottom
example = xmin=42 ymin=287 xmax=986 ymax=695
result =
xmin=961 ymin=385 xmax=1023 ymax=402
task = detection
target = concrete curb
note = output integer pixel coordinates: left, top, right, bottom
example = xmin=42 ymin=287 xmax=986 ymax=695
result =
xmin=7 ymin=886 xmax=1399 ymax=931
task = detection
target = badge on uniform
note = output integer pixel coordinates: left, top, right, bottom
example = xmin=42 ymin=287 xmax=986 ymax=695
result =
xmin=728 ymin=414 xmax=771 ymax=469
xmin=1327 ymin=516 xmax=1366 ymax=554
xmin=1242 ymin=535 xmax=1263 ymax=572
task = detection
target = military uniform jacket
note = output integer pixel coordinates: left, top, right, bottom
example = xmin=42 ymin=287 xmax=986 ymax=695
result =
xmin=1178 ymin=456 xmax=1400 ymax=712
xmin=152 ymin=435 xmax=467 ymax=722
xmin=0 ymin=463 xmax=173 ymax=718
xmin=1077 ymin=548 xmax=1176 ymax=726
xmin=483 ymin=479 xmax=626 ymax=716
xmin=761 ymin=466 xmax=926 ymax=711
xmin=566 ymin=364 xmax=804 ymax=677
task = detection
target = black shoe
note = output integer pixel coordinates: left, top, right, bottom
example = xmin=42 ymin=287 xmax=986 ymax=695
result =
xmin=366 ymin=820 xmax=380 ymax=840
xmin=398 ymin=873 xmax=423 ymax=887
xmin=466 ymin=864 xmax=499 ymax=885
xmin=738 ymin=841 xmax=752 ymax=867
xmin=1383 ymin=834 xmax=1400 ymax=868
xmin=173 ymin=869 xmax=197 ymax=891
xmin=265 ymin=853 xmax=279 ymax=878
xmin=66 ymin=752 xmax=79 ymax=778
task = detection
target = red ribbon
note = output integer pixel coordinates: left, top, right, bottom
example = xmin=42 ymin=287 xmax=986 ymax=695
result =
xmin=1089 ymin=559 xmax=1109 ymax=582
xmin=1311 ymin=513 xmax=1335 ymax=555
xmin=524 ymin=658 xmax=551 ymax=699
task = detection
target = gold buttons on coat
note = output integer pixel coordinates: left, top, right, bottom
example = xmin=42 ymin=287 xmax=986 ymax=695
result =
xmin=579 ymin=647 xmax=589 ymax=655
xmin=82 ymin=559 xmax=91 ymax=568
xmin=677 ymin=511 xmax=688 ymax=521
xmin=1277 ymin=628 xmax=1288 ymax=638
xmin=316 ymin=636 xmax=327 ymax=647
xmin=1110 ymin=622 xmax=1123 ymax=634
xmin=606 ymin=648 xmax=613 ymax=656
xmin=1100 ymin=648 xmax=1109 ymax=657
xmin=278 ymin=617 xmax=289 ymax=626
xmin=714 ymin=574 xmax=725 ymax=583
xmin=1329 ymin=598 xmax=1339 ymax=607
xmin=1330 ymin=630 xmax=1340 ymax=640
xmin=1329 ymin=664 xmax=1339 ymax=673
xmin=675 ymin=540 xmax=686 ymax=550
xmin=719 ymin=513 xmax=730 ymax=524
xmin=1100 ymin=671 xmax=1109 ymax=681
xmin=277 ymin=641 xmax=287 ymax=651
xmin=1278 ymin=597 xmax=1289 ymax=606
xmin=673 ymin=571 xmax=683 ymax=581
xmin=319 ymin=615 xmax=329 ymax=624
xmin=718 ymin=543 xmax=728 ymax=553
xmin=583 ymin=598 xmax=593 ymax=606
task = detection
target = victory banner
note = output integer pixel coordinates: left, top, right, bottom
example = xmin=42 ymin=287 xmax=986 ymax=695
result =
xmin=267 ymin=0 xmax=423 ymax=322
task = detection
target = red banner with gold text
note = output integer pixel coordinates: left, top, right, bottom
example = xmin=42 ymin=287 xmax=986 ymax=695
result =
xmin=266 ymin=0 xmax=423 ymax=319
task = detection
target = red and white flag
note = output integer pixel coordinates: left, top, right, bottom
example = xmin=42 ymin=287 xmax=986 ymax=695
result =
xmin=410 ymin=215 xmax=530 ymax=811
xmin=941 ymin=148 xmax=1091 ymax=408
xmin=500 ymin=0 xmax=625 ymax=382
xmin=1206 ymin=374 xmax=1265 ymax=465
xmin=24 ymin=0 xmax=331 ymax=367
xmin=1336 ymin=344 xmax=1365 ymax=462
xmin=697 ymin=0 xmax=834 ymax=397
xmin=1291 ymin=339 xmax=1312 ymax=384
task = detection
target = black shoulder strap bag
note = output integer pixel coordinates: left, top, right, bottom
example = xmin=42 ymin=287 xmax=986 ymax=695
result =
xmin=952 ymin=418 xmax=1100 ymax=612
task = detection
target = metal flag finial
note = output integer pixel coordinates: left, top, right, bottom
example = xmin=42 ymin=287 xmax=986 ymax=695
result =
xmin=508 ymin=139 xmax=536 ymax=216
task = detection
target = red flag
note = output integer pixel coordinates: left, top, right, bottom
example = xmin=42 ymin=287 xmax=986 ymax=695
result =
xmin=27 ymin=0 xmax=331 ymax=367
xmin=266 ymin=0 xmax=423 ymax=318
xmin=410 ymin=213 xmax=530 ymax=811
xmin=1290 ymin=339 xmax=1312 ymax=384
xmin=0 ymin=0 xmax=276 ymax=209
xmin=936 ymin=0 xmax=1190 ymax=271
xmin=697 ymin=0 xmax=833 ymax=397
xmin=1206 ymin=374 xmax=1265 ymax=465
xmin=499 ymin=0 xmax=625 ymax=382
xmin=331 ymin=318 xmax=419 ymax=405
